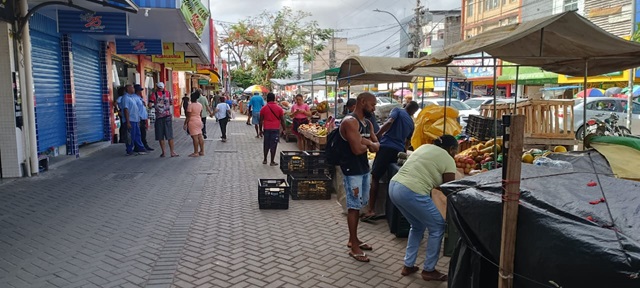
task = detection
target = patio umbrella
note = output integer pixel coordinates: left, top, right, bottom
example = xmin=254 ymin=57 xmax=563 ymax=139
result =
xmin=575 ymin=88 xmax=605 ymax=98
xmin=244 ymin=85 xmax=269 ymax=94
xmin=604 ymin=87 xmax=622 ymax=97
xmin=394 ymin=89 xmax=412 ymax=96
xmin=620 ymin=85 xmax=640 ymax=96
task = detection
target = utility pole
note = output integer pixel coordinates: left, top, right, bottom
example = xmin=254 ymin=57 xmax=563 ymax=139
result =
xmin=413 ymin=0 xmax=423 ymax=58
xmin=329 ymin=31 xmax=336 ymax=68
xmin=310 ymin=32 xmax=315 ymax=99
xmin=226 ymin=44 xmax=231 ymax=93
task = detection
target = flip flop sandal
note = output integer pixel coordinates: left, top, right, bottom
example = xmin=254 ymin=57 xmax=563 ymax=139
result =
xmin=348 ymin=252 xmax=369 ymax=262
xmin=188 ymin=153 xmax=199 ymax=157
xmin=171 ymin=154 xmax=180 ymax=157
xmin=347 ymin=243 xmax=373 ymax=251
xmin=159 ymin=154 xmax=165 ymax=158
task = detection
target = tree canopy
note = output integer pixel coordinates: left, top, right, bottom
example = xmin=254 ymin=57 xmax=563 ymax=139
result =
xmin=223 ymin=7 xmax=332 ymax=88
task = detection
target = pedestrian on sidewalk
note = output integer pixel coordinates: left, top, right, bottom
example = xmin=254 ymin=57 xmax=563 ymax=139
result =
xmin=122 ymin=84 xmax=147 ymax=156
xmin=197 ymin=91 xmax=213 ymax=139
xmin=135 ymin=84 xmax=154 ymax=151
xmin=214 ymin=95 xmax=232 ymax=142
xmin=181 ymin=94 xmax=189 ymax=117
xmin=362 ymin=101 xmax=419 ymax=221
xmin=339 ymin=92 xmax=379 ymax=263
xmin=115 ymin=86 xmax=128 ymax=144
xmin=185 ymin=91 xmax=205 ymax=157
xmin=250 ymin=93 xmax=266 ymax=137
xmin=291 ymin=94 xmax=311 ymax=150
xmin=259 ymin=92 xmax=285 ymax=166
xmin=389 ymin=136 xmax=458 ymax=282
xmin=149 ymin=82 xmax=179 ymax=157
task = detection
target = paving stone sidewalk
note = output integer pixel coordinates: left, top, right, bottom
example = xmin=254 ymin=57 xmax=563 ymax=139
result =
xmin=0 ymin=116 xmax=449 ymax=288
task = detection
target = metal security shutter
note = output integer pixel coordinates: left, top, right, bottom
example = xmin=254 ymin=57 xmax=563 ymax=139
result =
xmin=29 ymin=13 xmax=66 ymax=153
xmin=72 ymin=35 xmax=104 ymax=144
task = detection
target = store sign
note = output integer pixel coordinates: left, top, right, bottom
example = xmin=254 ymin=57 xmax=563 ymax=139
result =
xmin=166 ymin=59 xmax=196 ymax=71
xmin=162 ymin=42 xmax=174 ymax=55
xmin=115 ymin=39 xmax=162 ymax=55
xmin=198 ymin=79 xmax=209 ymax=85
xmin=57 ymin=10 xmax=128 ymax=35
xmin=451 ymin=54 xmax=496 ymax=79
xmin=197 ymin=63 xmax=215 ymax=71
xmin=152 ymin=51 xmax=185 ymax=63
xmin=180 ymin=0 xmax=211 ymax=38
xmin=0 ymin=0 xmax=15 ymax=23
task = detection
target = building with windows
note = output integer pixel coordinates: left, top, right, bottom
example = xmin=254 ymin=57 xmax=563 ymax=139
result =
xmin=308 ymin=37 xmax=359 ymax=77
xmin=462 ymin=0 xmax=521 ymax=38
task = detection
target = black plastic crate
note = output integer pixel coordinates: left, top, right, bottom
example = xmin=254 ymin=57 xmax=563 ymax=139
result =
xmin=288 ymin=174 xmax=332 ymax=200
xmin=280 ymin=151 xmax=307 ymax=174
xmin=258 ymin=179 xmax=290 ymax=209
xmin=465 ymin=115 xmax=503 ymax=141
xmin=304 ymin=150 xmax=332 ymax=176
xmin=386 ymin=192 xmax=410 ymax=238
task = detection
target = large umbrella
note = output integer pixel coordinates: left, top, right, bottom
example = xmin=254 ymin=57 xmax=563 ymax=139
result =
xmin=604 ymin=87 xmax=622 ymax=97
xmin=621 ymin=85 xmax=640 ymax=96
xmin=575 ymin=88 xmax=605 ymax=98
xmin=244 ymin=85 xmax=269 ymax=94
xmin=394 ymin=89 xmax=412 ymax=96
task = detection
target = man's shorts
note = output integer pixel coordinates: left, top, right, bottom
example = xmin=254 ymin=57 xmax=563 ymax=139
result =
xmin=343 ymin=173 xmax=371 ymax=210
xmin=371 ymin=146 xmax=401 ymax=180
xmin=252 ymin=112 xmax=261 ymax=125
xmin=154 ymin=116 xmax=174 ymax=140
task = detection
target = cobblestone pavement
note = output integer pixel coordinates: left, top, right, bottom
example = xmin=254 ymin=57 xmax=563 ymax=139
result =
xmin=0 ymin=115 xmax=449 ymax=288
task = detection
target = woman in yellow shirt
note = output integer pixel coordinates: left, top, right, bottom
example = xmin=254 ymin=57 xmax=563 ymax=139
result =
xmin=389 ymin=135 xmax=458 ymax=282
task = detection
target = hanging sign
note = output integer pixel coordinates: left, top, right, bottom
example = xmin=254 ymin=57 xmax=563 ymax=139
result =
xmin=0 ymin=0 xmax=15 ymax=23
xmin=162 ymin=42 xmax=174 ymax=55
xmin=180 ymin=0 xmax=210 ymax=38
xmin=166 ymin=59 xmax=196 ymax=71
xmin=115 ymin=39 xmax=162 ymax=55
xmin=198 ymin=79 xmax=209 ymax=85
xmin=152 ymin=51 xmax=185 ymax=63
xmin=57 ymin=10 xmax=128 ymax=35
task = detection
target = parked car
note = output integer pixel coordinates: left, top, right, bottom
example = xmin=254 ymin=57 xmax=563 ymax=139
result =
xmin=415 ymin=98 xmax=479 ymax=127
xmin=558 ymin=97 xmax=640 ymax=139
xmin=463 ymin=97 xmax=505 ymax=110
xmin=374 ymin=96 xmax=401 ymax=122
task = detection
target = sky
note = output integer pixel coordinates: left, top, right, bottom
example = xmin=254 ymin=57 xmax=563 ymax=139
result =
xmin=210 ymin=0 xmax=458 ymax=62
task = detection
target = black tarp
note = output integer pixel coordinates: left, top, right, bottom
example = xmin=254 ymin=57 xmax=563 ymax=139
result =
xmin=440 ymin=156 xmax=640 ymax=288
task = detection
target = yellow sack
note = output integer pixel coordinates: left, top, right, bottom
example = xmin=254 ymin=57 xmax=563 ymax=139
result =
xmin=411 ymin=104 xmax=462 ymax=149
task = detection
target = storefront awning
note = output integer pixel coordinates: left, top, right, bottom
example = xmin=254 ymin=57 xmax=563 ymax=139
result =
xmin=498 ymin=66 xmax=558 ymax=85
xmin=196 ymin=70 xmax=220 ymax=84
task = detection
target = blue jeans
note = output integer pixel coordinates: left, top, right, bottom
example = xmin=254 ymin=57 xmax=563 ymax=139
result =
xmin=389 ymin=180 xmax=445 ymax=271
xmin=343 ymin=173 xmax=370 ymax=210
xmin=126 ymin=121 xmax=145 ymax=154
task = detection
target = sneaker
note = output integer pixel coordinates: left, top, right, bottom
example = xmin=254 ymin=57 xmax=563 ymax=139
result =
xmin=126 ymin=152 xmax=134 ymax=156
xmin=136 ymin=152 xmax=148 ymax=155
xmin=203 ymin=135 xmax=207 ymax=139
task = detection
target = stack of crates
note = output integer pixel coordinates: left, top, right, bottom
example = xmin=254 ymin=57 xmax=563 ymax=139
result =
xmin=280 ymin=150 xmax=333 ymax=200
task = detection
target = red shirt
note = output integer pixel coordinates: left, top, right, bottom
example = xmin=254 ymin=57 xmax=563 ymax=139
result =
xmin=259 ymin=102 xmax=284 ymax=130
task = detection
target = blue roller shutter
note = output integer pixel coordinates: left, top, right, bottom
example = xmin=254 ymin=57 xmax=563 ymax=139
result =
xmin=29 ymin=13 xmax=66 ymax=153
xmin=72 ymin=35 xmax=104 ymax=144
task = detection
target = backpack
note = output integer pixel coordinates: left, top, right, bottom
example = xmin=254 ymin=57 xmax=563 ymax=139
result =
xmin=325 ymin=128 xmax=344 ymax=165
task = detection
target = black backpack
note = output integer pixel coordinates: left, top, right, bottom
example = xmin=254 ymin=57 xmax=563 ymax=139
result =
xmin=325 ymin=128 xmax=344 ymax=165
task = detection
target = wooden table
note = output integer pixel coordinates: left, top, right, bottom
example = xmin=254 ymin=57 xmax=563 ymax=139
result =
xmin=300 ymin=130 xmax=327 ymax=150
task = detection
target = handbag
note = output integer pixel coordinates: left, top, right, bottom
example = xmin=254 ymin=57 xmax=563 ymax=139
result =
xmin=225 ymin=104 xmax=232 ymax=118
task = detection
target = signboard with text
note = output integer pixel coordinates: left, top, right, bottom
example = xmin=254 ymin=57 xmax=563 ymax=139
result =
xmin=152 ymin=51 xmax=185 ymax=63
xmin=450 ymin=53 xmax=497 ymax=79
xmin=162 ymin=42 xmax=174 ymax=55
xmin=115 ymin=39 xmax=162 ymax=55
xmin=166 ymin=59 xmax=195 ymax=71
xmin=180 ymin=0 xmax=210 ymax=38
xmin=57 ymin=10 xmax=128 ymax=35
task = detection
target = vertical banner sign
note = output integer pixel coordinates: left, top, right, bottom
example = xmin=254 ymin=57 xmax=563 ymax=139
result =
xmin=0 ymin=0 xmax=15 ymax=22
xmin=180 ymin=0 xmax=211 ymax=38
xmin=58 ymin=10 xmax=128 ymax=35
xmin=162 ymin=43 xmax=174 ymax=55
xmin=115 ymin=39 xmax=163 ymax=55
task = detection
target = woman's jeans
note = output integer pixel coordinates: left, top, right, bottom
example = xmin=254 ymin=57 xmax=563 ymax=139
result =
xmin=389 ymin=180 xmax=445 ymax=271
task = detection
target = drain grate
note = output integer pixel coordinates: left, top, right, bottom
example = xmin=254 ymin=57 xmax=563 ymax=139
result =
xmin=106 ymin=172 xmax=144 ymax=180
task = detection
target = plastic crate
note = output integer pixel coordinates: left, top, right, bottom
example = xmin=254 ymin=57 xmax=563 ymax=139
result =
xmin=288 ymin=174 xmax=332 ymax=200
xmin=464 ymin=115 xmax=503 ymax=141
xmin=386 ymin=192 xmax=410 ymax=238
xmin=258 ymin=179 xmax=290 ymax=209
xmin=304 ymin=150 xmax=333 ymax=176
xmin=280 ymin=151 xmax=307 ymax=174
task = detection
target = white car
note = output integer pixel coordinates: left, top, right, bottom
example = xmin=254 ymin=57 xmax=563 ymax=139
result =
xmin=415 ymin=98 xmax=480 ymax=127
xmin=375 ymin=96 xmax=401 ymax=122
xmin=463 ymin=97 xmax=504 ymax=111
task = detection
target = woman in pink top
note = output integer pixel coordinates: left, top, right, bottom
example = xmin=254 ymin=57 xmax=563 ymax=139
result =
xmin=184 ymin=91 xmax=204 ymax=157
xmin=291 ymin=94 xmax=312 ymax=150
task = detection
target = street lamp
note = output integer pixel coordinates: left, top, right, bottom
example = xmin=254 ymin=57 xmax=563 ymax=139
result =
xmin=373 ymin=9 xmax=420 ymax=58
xmin=373 ymin=9 xmax=412 ymax=40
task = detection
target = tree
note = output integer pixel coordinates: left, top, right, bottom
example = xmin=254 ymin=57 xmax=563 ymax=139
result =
xmin=230 ymin=69 xmax=253 ymax=89
xmin=224 ymin=7 xmax=332 ymax=87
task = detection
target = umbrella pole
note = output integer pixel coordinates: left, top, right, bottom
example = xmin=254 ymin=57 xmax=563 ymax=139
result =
xmin=583 ymin=59 xmax=589 ymax=143
xmin=443 ymin=67 xmax=449 ymax=135
xmin=492 ymin=57 xmax=498 ymax=170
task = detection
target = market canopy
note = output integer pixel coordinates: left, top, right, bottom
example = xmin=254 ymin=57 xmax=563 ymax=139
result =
xmin=394 ymin=11 xmax=640 ymax=77
xmin=337 ymin=56 xmax=466 ymax=86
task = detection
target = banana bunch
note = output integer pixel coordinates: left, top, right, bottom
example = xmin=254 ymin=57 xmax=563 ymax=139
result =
xmin=316 ymin=101 xmax=329 ymax=113
xmin=315 ymin=128 xmax=328 ymax=136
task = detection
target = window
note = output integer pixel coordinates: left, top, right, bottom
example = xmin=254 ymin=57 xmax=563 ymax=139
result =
xmin=467 ymin=0 xmax=474 ymax=17
xmin=563 ymin=0 xmax=578 ymax=12
xmin=585 ymin=100 xmax=621 ymax=112
xmin=485 ymin=0 xmax=499 ymax=11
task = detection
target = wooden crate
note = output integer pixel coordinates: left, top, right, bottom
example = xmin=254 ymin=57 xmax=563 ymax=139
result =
xmin=480 ymin=99 xmax=576 ymax=140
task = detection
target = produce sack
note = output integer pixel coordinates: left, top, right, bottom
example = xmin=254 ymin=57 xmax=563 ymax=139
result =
xmin=411 ymin=104 xmax=461 ymax=149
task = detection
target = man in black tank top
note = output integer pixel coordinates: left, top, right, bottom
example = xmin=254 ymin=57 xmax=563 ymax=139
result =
xmin=339 ymin=92 xmax=380 ymax=262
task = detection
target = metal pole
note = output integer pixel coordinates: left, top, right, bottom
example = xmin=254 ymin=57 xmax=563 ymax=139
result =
xmin=421 ymin=76 xmax=426 ymax=108
xmin=513 ymin=65 xmax=520 ymax=114
xmin=628 ymin=0 xmax=636 ymax=130
xmin=443 ymin=68 xmax=449 ymax=135
xmin=492 ymin=58 xmax=498 ymax=169
xmin=310 ymin=32 xmax=314 ymax=101
xmin=583 ymin=59 xmax=589 ymax=142
xmin=18 ymin=0 xmax=39 ymax=175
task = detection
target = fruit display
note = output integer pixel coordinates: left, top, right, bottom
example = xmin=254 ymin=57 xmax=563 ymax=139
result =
xmin=298 ymin=123 xmax=328 ymax=136
xmin=521 ymin=146 xmax=567 ymax=164
xmin=281 ymin=101 xmax=290 ymax=108
xmin=315 ymin=101 xmax=329 ymax=113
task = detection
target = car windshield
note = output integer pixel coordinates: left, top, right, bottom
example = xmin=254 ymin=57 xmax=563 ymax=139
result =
xmin=436 ymin=100 xmax=471 ymax=110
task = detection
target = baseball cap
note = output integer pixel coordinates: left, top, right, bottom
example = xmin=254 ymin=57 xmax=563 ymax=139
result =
xmin=157 ymin=82 xmax=165 ymax=88
xmin=134 ymin=84 xmax=143 ymax=92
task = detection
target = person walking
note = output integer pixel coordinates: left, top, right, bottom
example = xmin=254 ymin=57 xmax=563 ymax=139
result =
xmin=197 ymin=92 xmax=213 ymax=139
xmin=181 ymin=93 xmax=190 ymax=117
xmin=338 ymin=92 xmax=379 ymax=262
xmin=245 ymin=96 xmax=252 ymax=126
xmin=290 ymin=94 xmax=311 ymax=150
xmin=250 ymin=92 xmax=266 ymax=137
xmin=184 ymin=91 xmax=204 ymax=157
xmin=259 ymin=92 xmax=285 ymax=166
xmin=389 ymin=135 xmax=458 ymax=282
xmin=214 ymin=96 xmax=232 ymax=142
xmin=122 ymin=84 xmax=147 ymax=156
xmin=362 ymin=101 xmax=419 ymax=220
xmin=135 ymin=84 xmax=154 ymax=151
xmin=149 ymin=82 xmax=178 ymax=157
